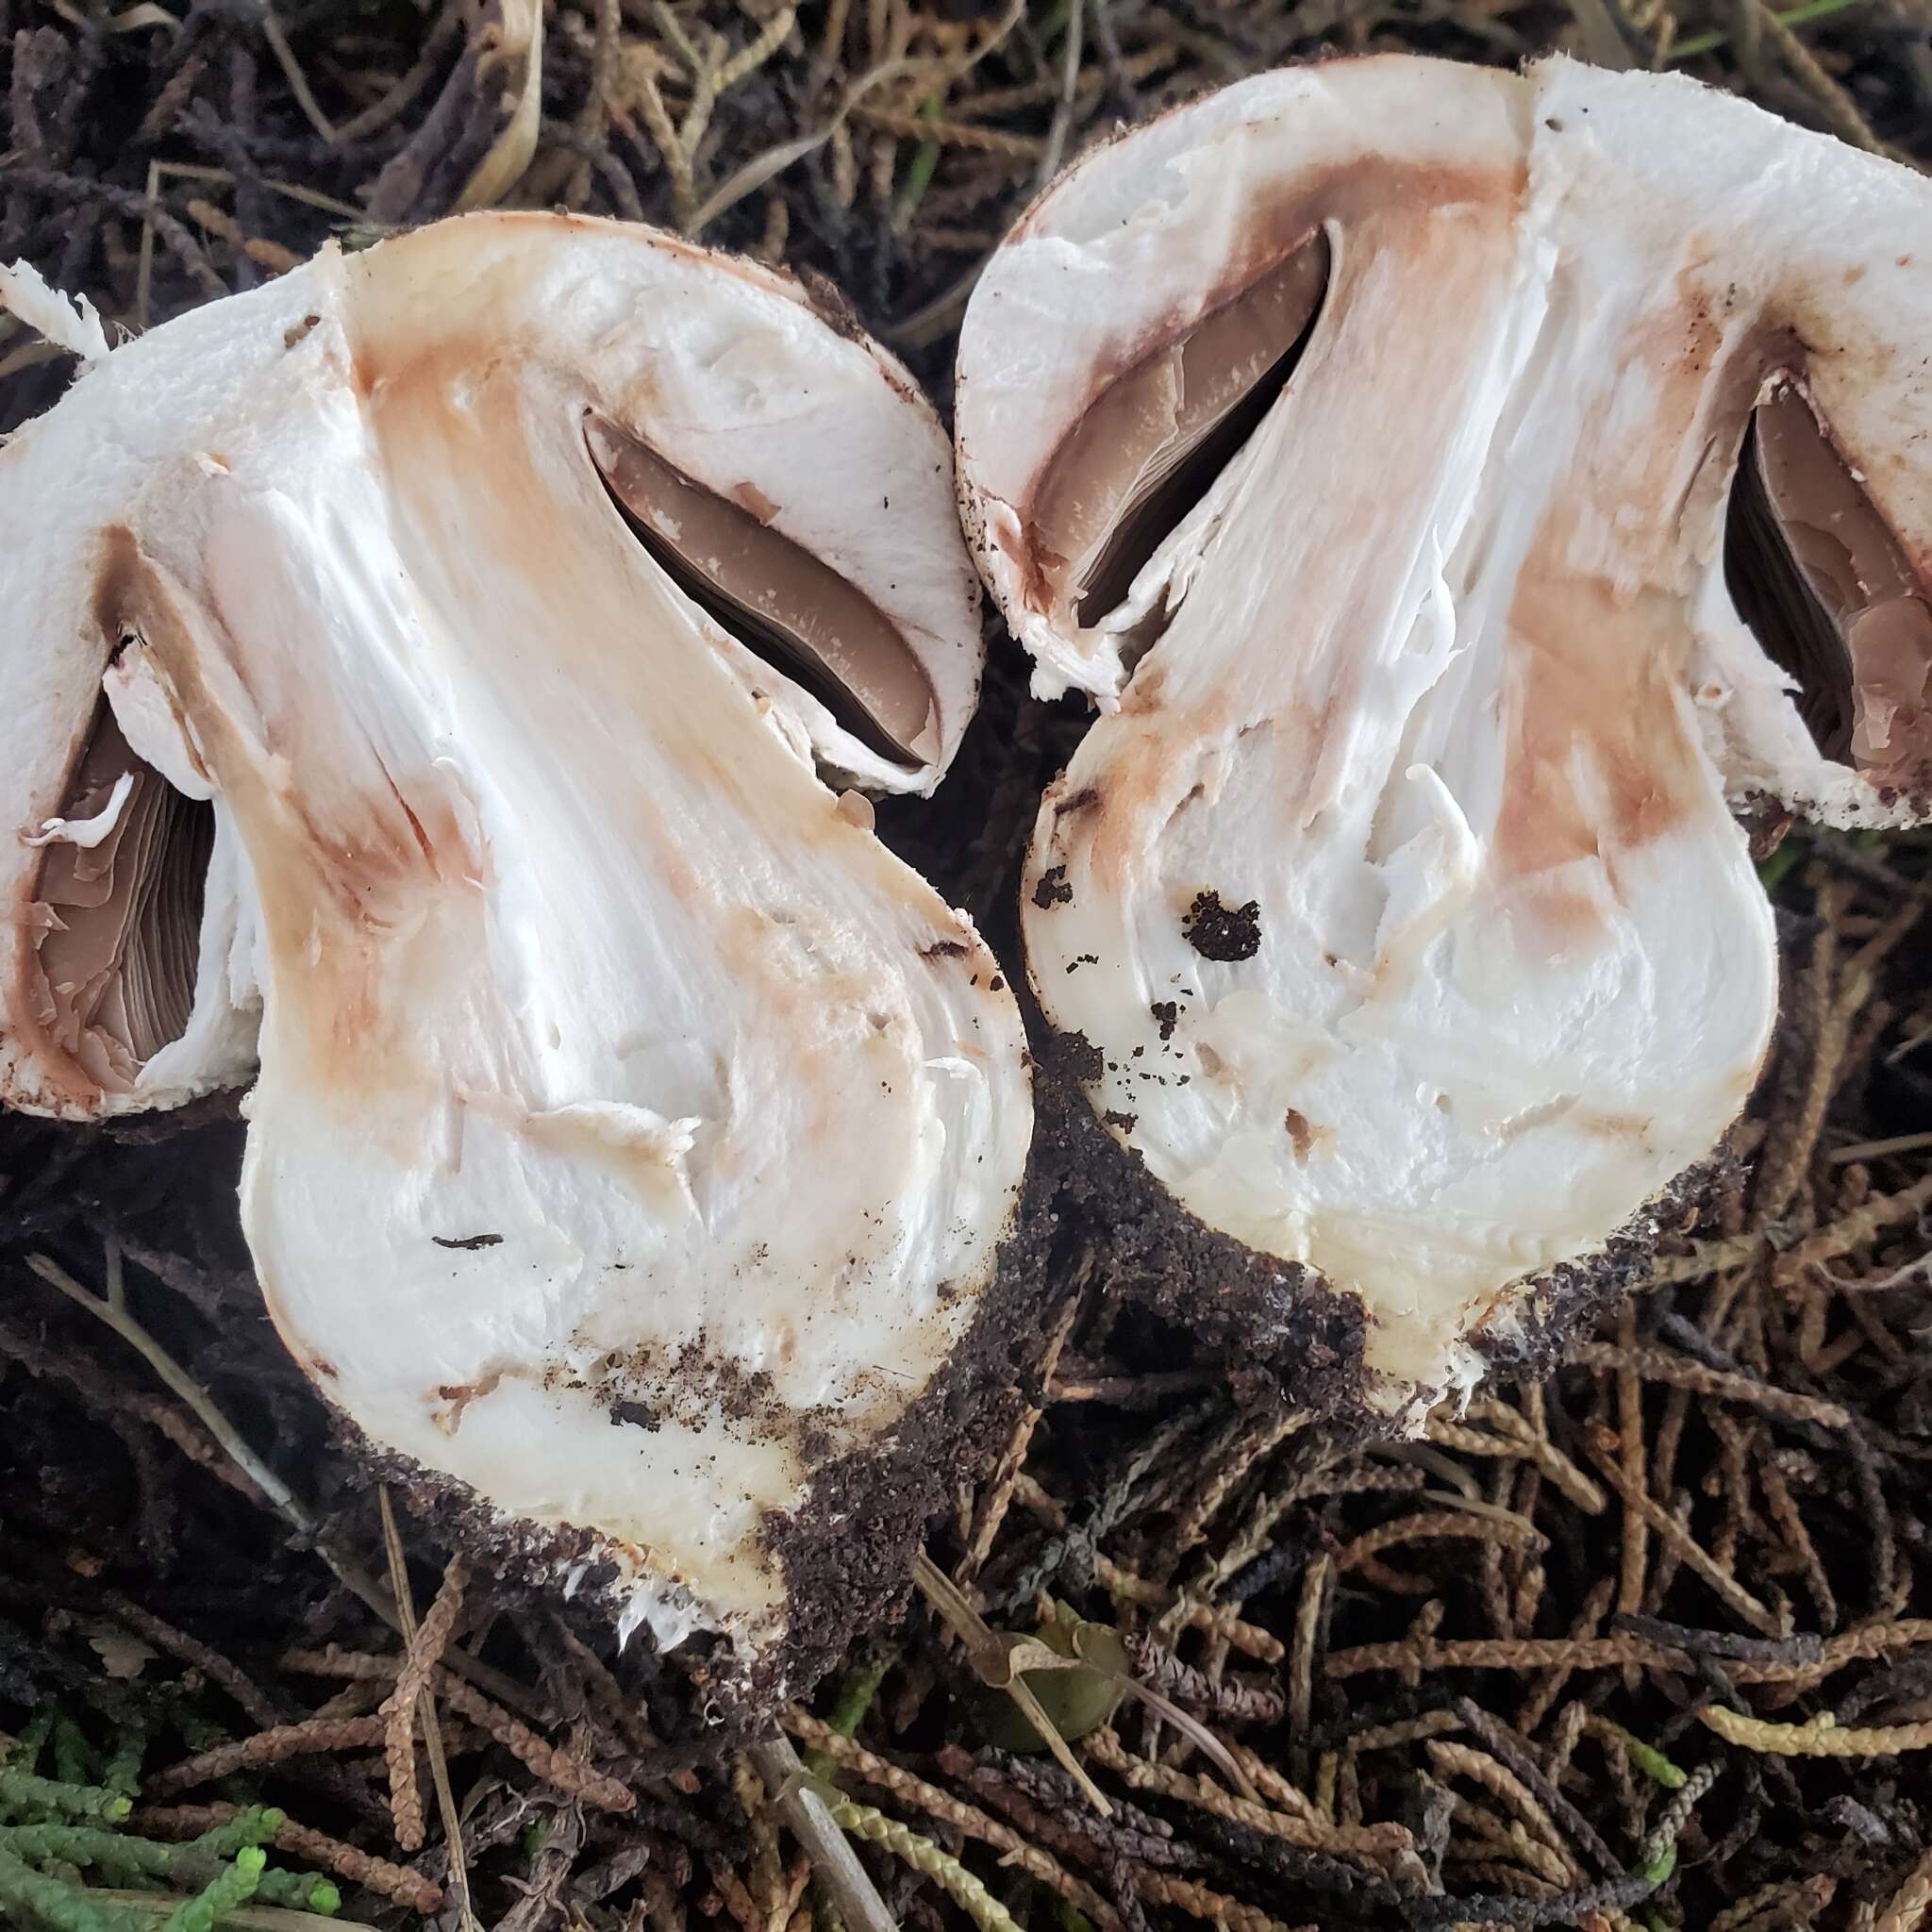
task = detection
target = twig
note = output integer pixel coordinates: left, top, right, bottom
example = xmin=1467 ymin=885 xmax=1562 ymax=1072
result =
xmin=136 ymin=1805 xmax=441 ymax=1915
xmin=147 ymin=1716 xmax=386 ymax=1794
xmin=783 ymin=1712 xmax=1119 ymax=1929
xmin=374 ymin=1491 xmax=468 ymax=1890
xmin=1696 ymin=1707 xmax=1932 ymax=1755
xmin=748 ymin=1737 xmax=896 ymax=1932
xmin=1877 ymin=1843 xmax=1932 ymax=1932
xmin=825 ymin=1796 xmax=1024 ymax=1932
xmin=1568 ymin=1341 xmax=1853 ymax=1427
xmin=258 ymin=6 xmax=337 ymax=142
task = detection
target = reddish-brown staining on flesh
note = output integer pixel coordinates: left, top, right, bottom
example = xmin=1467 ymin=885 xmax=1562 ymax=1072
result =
xmin=430 ymin=1369 xmax=504 ymax=1434
xmin=1496 ymin=565 xmax=1706 ymax=937
xmin=731 ymin=480 xmax=781 ymax=525
xmin=1002 ymin=519 xmax=1058 ymax=625
xmin=92 ymin=541 xmax=382 ymax=948
xmin=1080 ymin=698 xmax=1233 ymax=896
xmin=1491 ymin=275 xmax=1760 ymax=934
xmin=92 ymin=526 xmax=487 ymax=1100
xmin=1182 ymin=889 xmax=1261 ymax=961
xmin=1283 ymin=1108 xmax=1317 ymax=1159
xmin=1507 ymin=287 xmax=1913 ymax=910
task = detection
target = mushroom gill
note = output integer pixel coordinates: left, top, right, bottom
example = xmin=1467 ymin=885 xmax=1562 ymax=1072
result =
xmin=585 ymin=417 xmax=941 ymax=766
xmin=1 ymin=212 xmax=1032 ymax=1703
xmin=22 ymin=702 xmax=213 ymax=1097
xmin=1725 ymin=383 xmax=1932 ymax=785
xmin=956 ymin=55 xmax=1932 ymax=1406
xmin=1029 ymin=234 xmax=1331 ymax=636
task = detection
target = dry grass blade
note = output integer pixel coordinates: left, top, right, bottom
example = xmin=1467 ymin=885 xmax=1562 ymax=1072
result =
xmin=457 ymin=0 xmax=544 ymax=209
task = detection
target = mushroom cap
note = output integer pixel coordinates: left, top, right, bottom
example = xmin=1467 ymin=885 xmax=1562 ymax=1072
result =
xmin=2 ymin=212 xmax=1031 ymax=1692
xmin=956 ymin=56 xmax=1932 ymax=1402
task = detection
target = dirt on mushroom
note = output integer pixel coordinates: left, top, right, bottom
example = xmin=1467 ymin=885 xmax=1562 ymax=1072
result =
xmin=3 ymin=8 xmax=1932 ymax=1932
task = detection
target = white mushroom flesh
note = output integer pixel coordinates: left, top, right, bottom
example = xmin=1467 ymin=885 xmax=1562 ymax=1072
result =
xmin=2 ymin=213 xmax=1030 ymax=1675
xmin=955 ymin=56 xmax=1932 ymax=1401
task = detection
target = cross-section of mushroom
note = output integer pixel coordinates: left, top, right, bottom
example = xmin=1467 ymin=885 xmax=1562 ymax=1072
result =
xmin=955 ymin=56 xmax=1932 ymax=1406
xmin=1 ymin=212 xmax=1031 ymax=1701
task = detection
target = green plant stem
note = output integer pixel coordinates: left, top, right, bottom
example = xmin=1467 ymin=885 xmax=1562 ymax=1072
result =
xmin=0 ymin=1770 xmax=134 ymax=1825
xmin=826 ymin=1659 xmax=891 ymax=1739
xmin=52 ymin=1722 xmax=94 ymax=1791
xmin=55 ymin=1900 xmax=349 ymax=1932
xmin=891 ymin=95 xmax=942 ymax=232
xmin=1590 ymin=1719 xmax=1688 ymax=1789
xmin=5 ymin=1717 xmax=55 ymax=1776
xmin=100 ymin=1730 xmax=147 ymax=1805
xmin=3 ymin=1821 xmax=181 ymax=1884
xmin=748 ymin=1739 xmax=897 ymax=1932
xmin=0 ymin=1813 xmax=336 ymax=1918
xmin=157 ymin=1845 xmax=262 ymax=1932
xmin=0 ymin=1844 xmax=149 ymax=1932
xmin=188 ymin=1812 xmax=283 ymax=1862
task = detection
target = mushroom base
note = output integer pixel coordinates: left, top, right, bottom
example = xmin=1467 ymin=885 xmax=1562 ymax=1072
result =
xmin=1031 ymin=1032 xmax=1728 ymax=1429
xmin=332 ymin=1193 xmax=1057 ymax=1736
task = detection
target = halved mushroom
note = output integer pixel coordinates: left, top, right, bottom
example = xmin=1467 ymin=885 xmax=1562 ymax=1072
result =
xmin=955 ymin=56 xmax=1932 ymax=1405
xmin=2 ymin=212 xmax=1031 ymax=1701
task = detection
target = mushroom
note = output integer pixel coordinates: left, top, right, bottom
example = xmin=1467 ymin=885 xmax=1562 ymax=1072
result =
xmin=1 ymin=212 xmax=1032 ymax=1701
xmin=955 ymin=56 xmax=1932 ymax=1405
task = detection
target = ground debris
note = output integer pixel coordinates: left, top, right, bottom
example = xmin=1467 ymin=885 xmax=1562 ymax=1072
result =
xmin=4 ymin=9 xmax=1932 ymax=1931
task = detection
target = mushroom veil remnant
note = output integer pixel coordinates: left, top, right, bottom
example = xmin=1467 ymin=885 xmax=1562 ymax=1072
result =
xmin=1 ymin=212 xmax=1032 ymax=1704
xmin=955 ymin=56 xmax=1932 ymax=1408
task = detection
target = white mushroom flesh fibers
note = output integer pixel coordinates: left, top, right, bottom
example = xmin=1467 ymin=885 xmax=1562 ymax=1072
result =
xmin=955 ymin=56 xmax=1932 ymax=1403
xmin=1 ymin=212 xmax=1031 ymax=1682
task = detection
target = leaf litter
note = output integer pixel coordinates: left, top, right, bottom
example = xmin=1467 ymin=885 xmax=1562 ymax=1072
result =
xmin=4 ymin=5 xmax=1932 ymax=1930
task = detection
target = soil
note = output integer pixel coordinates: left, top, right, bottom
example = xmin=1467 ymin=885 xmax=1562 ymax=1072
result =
xmin=4 ymin=7 xmax=1932 ymax=1932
